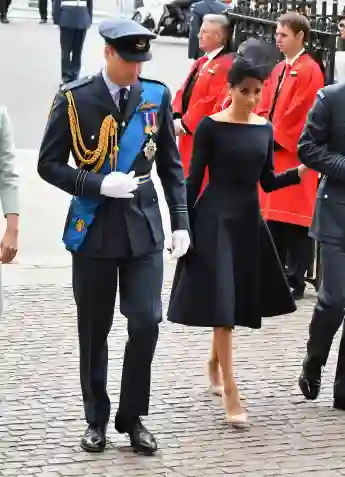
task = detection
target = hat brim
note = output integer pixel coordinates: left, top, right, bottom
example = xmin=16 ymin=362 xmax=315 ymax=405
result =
xmin=116 ymin=50 xmax=152 ymax=62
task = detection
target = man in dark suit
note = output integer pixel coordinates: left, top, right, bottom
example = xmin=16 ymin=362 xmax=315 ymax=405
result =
xmin=38 ymin=18 xmax=190 ymax=454
xmin=188 ymin=0 xmax=228 ymax=59
xmin=298 ymin=83 xmax=345 ymax=410
xmin=52 ymin=0 xmax=93 ymax=85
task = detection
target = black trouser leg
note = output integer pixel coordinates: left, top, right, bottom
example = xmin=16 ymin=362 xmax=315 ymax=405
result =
xmin=38 ymin=0 xmax=47 ymax=19
xmin=60 ymin=28 xmax=74 ymax=83
xmin=72 ymin=254 xmax=118 ymax=427
xmin=267 ymin=220 xmax=288 ymax=268
xmin=304 ymin=242 xmax=345 ymax=396
xmin=70 ymin=29 xmax=86 ymax=81
xmin=285 ymin=224 xmax=312 ymax=294
xmin=0 ymin=0 xmax=11 ymax=17
xmin=117 ymin=251 xmax=163 ymax=419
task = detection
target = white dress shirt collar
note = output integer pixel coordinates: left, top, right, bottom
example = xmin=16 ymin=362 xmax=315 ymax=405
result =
xmin=101 ymin=67 xmax=130 ymax=102
xmin=286 ymin=48 xmax=305 ymax=66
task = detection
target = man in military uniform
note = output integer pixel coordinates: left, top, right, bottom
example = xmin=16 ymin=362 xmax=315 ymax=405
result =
xmin=0 ymin=0 xmax=11 ymax=23
xmin=38 ymin=0 xmax=48 ymax=23
xmin=298 ymin=83 xmax=345 ymax=410
xmin=52 ymin=0 xmax=93 ymax=85
xmin=38 ymin=19 xmax=190 ymax=454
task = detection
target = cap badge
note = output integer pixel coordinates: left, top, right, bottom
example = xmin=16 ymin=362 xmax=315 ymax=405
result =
xmin=136 ymin=39 xmax=147 ymax=50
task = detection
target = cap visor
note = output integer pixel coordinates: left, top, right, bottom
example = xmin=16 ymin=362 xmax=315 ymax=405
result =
xmin=117 ymin=51 xmax=152 ymax=62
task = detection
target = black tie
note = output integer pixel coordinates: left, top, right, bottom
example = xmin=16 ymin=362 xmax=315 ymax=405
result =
xmin=118 ymin=88 xmax=128 ymax=113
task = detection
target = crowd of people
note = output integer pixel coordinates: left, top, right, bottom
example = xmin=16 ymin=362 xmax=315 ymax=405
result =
xmin=1 ymin=0 xmax=345 ymax=458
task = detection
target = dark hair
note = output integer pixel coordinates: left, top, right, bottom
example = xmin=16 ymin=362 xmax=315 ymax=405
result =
xmin=228 ymin=56 xmax=270 ymax=87
xmin=277 ymin=12 xmax=310 ymax=42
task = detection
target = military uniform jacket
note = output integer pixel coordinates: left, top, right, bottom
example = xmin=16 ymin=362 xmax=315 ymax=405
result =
xmin=298 ymin=82 xmax=345 ymax=245
xmin=38 ymin=73 xmax=189 ymax=258
xmin=52 ymin=0 xmax=93 ymax=29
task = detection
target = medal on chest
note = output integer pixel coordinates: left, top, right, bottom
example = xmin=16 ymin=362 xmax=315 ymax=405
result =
xmin=143 ymin=111 xmax=158 ymax=161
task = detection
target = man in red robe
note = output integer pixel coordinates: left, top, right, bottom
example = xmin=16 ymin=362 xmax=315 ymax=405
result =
xmin=172 ymin=13 xmax=233 ymax=177
xmin=256 ymin=11 xmax=324 ymax=300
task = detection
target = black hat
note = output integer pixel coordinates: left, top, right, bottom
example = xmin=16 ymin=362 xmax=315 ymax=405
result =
xmin=237 ymin=37 xmax=279 ymax=75
xmin=99 ymin=18 xmax=156 ymax=62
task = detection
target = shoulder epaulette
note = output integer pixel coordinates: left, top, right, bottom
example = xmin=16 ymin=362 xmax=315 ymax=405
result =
xmin=139 ymin=77 xmax=168 ymax=89
xmin=60 ymin=75 xmax=94 ymax=93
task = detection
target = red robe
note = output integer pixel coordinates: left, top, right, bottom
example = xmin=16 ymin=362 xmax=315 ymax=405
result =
xmin=256 ymin=54 xmax=324 ymax=227
xmin=173 ymin=52 xmax=233 ymax=177
xmin=212 ymin=83 xmax=231 ymax=113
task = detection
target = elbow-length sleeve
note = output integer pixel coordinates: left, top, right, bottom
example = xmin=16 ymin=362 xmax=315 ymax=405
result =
xmin=186 ymin=117 xmax=211 ymax=212
xmin=260 ymin=124 xmax=301 ymax=192
xmin=0 ymin=107 xmax=19 ymax=216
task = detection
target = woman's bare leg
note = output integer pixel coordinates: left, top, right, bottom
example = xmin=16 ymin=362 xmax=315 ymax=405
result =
xmin=213 ymin=327 xmax=247 ymax=427
xmin=208 ymin=332 xmax=223 ymax=395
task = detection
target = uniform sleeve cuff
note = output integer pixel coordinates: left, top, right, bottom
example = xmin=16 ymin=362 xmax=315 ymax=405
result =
xmin=75 ymin=170 xmax=104 ymax=198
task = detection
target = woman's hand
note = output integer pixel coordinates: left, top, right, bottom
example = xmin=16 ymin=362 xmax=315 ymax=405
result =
xmin=174 ymin=119 xmax=186 ymax=136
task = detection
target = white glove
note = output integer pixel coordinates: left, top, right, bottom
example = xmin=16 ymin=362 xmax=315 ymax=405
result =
xmin=170 ymin=230 xmax=190 ymax=259
xmin=100 ymin=170 xmax=139 ymax=199
xmin=174 ymin=118 xmax=186 ymax=137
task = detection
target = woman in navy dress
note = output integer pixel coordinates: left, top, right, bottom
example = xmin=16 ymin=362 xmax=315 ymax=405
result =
xmin=167 ymin=55 xmax=307 ymax=427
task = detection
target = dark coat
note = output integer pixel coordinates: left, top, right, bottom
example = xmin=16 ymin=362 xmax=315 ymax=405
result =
xmin=38 ymin=73 xmax=189 ymax=259
xmin=188 ymin=0 xmax=228 ymax=59
xmin=52 ymin=0 xmax=93 ymax=29
xmin=167 ymin=117 xmax=297 ymax=330
xmin=298 ymin=82 xmax=345 ymax=245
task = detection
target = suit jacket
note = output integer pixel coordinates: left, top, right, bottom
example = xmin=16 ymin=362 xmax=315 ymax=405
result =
xmin=188 ymin=0 xmax=228 ymax=60
xmin=38 ymin=73 xmax=189 ymax=259
xmin=0 ymin=106 xmax=19 ymax=216
xmin=298 ymin=82 xmax=345 ymax=244
xmin=52 ymin=0 xmax=93 ymax=29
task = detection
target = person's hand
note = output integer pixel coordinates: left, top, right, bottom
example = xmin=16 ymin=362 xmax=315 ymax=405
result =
xmin=170 ymin=230 xmax=190 ymax=259
xmin=0 ymin=228 xmax=18 ymax=264
xmin=174 ymin=119 xmax=186 ymax=137
xmin=297 ymin=164 xmax=308 ymax=178
xmin=100 ymin=170 xmax=139 ymax=199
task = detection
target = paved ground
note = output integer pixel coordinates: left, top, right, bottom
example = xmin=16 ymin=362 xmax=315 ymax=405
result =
xmin=1 ymin=9 xmax=345 ymax=477
xmin=2 ymin=281 xmax=345 ymax=477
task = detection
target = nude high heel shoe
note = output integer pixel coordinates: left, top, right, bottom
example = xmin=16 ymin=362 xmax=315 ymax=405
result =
xmin=223 ymin=391 xmax=248 ymax=428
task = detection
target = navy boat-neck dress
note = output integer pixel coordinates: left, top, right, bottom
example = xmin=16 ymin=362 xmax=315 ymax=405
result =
xmin=167 ymin=117 xmax=299 ymax=329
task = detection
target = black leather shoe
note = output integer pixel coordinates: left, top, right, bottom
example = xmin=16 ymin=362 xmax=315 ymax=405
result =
xmin=115 ymin=414 xmax=158 ymax=455
xmin=333 ymin=399 xmax=345 ymax=410
xmin=292 ymin=288 xmax=304 ymax=300
xmin=299 ymin=366 xmax=322 ymax=400
xmin=80 ymin=425 xmax=106 ymax=453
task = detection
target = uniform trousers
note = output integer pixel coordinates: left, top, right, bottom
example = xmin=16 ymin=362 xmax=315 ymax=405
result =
xmin=304 ymin=242 xmax=345 ymax=400
xmin=267 ymin=220 xmax=314 ymax=294
xmin=0 ymin=0 xmax=11 ymax=15
xmin=72 ymin=251 xmax=163 ymax=427
xmin=60 ymin=28 xmax=86 ymax=83
xmin=38 ymin=0 xmax=47 ymax=20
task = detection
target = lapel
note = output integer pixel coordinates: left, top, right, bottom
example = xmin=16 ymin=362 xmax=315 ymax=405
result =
xmin=122 ymin=81 xmax=142 ymax=124
xmin=91 ymin=72 xmax=121 ymax=122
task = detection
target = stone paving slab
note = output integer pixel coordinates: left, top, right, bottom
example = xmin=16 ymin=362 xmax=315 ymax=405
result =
xmin=1 ymin=275 xmax=345 ymax=476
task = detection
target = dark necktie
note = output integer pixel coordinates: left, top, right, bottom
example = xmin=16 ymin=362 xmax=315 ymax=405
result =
xmin=118 ymin=87 xmax=128 ymax=113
